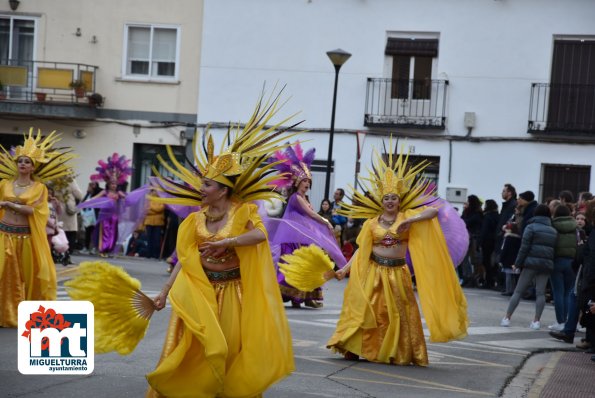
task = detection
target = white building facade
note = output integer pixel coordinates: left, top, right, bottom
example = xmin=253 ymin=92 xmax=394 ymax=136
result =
xmin=197 ymin=0 xmax=595 ymax=209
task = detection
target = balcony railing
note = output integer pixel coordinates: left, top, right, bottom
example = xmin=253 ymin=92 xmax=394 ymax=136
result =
xmin=364 ymin=78 xmax=448 ymax=129
xmin=528 ymin=83 xmax=595 ymax=134
xmin=0 ymin=59 xmax=99 ymax=104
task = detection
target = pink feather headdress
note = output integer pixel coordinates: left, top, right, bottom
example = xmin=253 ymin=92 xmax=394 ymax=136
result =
xmin=90 ymin=152 xmax=132 ymax=185
xmin=269 ymin=141 xmax=315 ymax=189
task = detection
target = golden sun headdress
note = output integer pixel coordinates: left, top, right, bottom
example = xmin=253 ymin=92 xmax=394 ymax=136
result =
xmin=151 ymin=89 xmax=302 ymax=206
xmin=339 ymin=137 xmax=435 ymax=219
xmin=0 ymin=128 xmax=76 ymax=183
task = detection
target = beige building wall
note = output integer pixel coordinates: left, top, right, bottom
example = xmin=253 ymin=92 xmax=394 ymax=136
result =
xmin=0 ymin=0 xmax=203 ymax=188
xmin=32 ymin=0 xmax=202 ymax=114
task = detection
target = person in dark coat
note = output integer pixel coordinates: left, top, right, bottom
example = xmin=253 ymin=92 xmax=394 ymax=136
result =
xmin=496 ymin=184 xmax=518 ymax=290
xmin=500 ymin=204 xmax=557 ymax=329
xmin=577 ymin=200 xmax=595 ymax=353
xmin=496 ymin=184 xmax=517 ymax=250
xmin=460 ymin=194 xmax=483 ymax=286
xmin=517 ymin=190 xmax=537 ymax=234
xmin=480 ymin=199 xmax=499 ymax=289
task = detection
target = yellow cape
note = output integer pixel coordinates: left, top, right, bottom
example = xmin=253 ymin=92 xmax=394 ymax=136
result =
xmin=147 ymin=203 xmax=294 ymax=397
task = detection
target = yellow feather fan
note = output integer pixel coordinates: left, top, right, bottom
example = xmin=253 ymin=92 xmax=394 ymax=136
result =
xmin=279 ymin=245 xmax=336 ymax=292
xmin=64 ymin=261 xmax=156 ymax=355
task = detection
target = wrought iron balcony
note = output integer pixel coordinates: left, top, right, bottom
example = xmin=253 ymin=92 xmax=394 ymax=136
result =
xmin=0 ymin=59 xmax=101 ymax=119
xmin=528 ymin=83 xmax=595 ymax=134
xmin=364 ymin=78 xmax=448 ymax=129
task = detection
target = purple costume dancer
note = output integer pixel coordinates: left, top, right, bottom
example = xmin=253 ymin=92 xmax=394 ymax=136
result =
xmin=81 ymin=153 xmax=132 ymax=256
xmin=268 ymin=143 xmax=347 ymax=308
xmin=96 ymin=184 xmax=125 ymax=255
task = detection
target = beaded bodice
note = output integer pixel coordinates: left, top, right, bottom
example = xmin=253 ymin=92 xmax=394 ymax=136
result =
xmin=371 ymin=213 xmax=409 ymax=247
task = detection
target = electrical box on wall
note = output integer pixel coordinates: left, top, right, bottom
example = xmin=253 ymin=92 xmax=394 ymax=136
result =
xmin=446 ymin=187 xmax=468 ymax=203
xmin=464 ymin=112 xmax=476 ymax=129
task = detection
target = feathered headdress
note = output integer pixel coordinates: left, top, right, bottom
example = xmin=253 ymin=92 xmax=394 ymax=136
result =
xmin=340 ymin=137 xmax=435 ymax=219
xmin=269 ymin=141 xmax=315 ymax=189
xmin=91 ymin=153 xmax=132 ymax=185
xmin=151 ymin=88 xmax=303 ymax=206
xmin=0 ymin=128 xmax=76 ymax=183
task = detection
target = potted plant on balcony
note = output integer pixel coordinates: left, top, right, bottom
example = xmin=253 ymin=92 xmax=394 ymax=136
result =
xmin=87 ymin=93 xmax=103 ymax=107
xmin=69 ymin=80 xmax=87 ymax=98
xmin=35 ymin=92 xmax=47 ymax=102
xmin=0 ymin=81 xmax=6 ymax=100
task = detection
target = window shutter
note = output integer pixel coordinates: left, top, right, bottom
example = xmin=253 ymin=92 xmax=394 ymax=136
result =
xmin=152 ymin=28 xmax=177 ymax=62
xmin=128 ymin=27 xmax=151 ymax=59
xmin=385 ymin=38 xmax=438 ymax=57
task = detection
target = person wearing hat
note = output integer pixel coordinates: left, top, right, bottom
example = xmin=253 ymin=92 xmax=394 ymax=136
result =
xmin=517 ymin=190 xmax=538 ymax=234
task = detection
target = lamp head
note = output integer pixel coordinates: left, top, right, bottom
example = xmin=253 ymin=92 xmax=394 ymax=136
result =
xmin=326 ymin=49 xmax=352 ymax=68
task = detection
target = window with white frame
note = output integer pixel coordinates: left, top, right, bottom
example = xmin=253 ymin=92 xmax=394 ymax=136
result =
xmin=124 ymin=24 xmax=179 ymax=80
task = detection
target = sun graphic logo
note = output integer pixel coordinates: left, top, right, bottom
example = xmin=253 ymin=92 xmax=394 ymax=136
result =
xmin=18 ymin=301 xmax=94 ymax=375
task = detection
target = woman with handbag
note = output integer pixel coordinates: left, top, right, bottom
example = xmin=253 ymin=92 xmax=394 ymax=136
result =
xmin=54 ymin=179 xmax=83 ymax=264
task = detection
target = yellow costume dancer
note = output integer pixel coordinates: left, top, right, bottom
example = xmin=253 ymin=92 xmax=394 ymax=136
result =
xmin=327 ymin=140 xmax=468 ymax=365
xmin=0 ymin=129 xmax=75 ymax=327
xmin=146 ymin=91 xmax=299 ymax=398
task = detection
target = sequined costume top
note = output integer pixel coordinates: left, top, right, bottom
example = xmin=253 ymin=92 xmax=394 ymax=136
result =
xmin=371 ymin=213 xmax=409 ymax=248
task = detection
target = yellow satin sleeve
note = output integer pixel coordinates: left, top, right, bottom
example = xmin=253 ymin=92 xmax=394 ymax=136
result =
xmin=405 ymin=208 xmax=469 ymax=342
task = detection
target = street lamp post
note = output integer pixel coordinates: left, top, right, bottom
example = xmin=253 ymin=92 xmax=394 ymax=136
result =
xmin=324 ymin=48 xmax=351 ymax=200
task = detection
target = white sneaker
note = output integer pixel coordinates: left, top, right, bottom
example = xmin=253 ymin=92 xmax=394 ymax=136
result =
xmin=548 ymin=322 xmax=565 ymax=331
xmin=79 ymin=248 xmax=89 ymax=255
xmin=529 ymin=321 xmax=541 ymax=330
xmin=500 ymin=317 xmax=510 ymax=327
xmin=577 ymin=326 xmax=586 ymax=333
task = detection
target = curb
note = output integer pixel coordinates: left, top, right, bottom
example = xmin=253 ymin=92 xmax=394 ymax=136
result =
xmin=500 ymin=351 xmax=557 ymax=398
xmin=526 ymin=351 xmax=563 ymax=398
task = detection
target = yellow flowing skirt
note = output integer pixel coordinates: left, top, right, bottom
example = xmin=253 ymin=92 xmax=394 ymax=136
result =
xmin=327 ymin=260 xmax=428 ymax=366
xmin=0 ymin=231 xmax=33 ymax=327
xmin=147 ymin=277 xmax=262 ymax=398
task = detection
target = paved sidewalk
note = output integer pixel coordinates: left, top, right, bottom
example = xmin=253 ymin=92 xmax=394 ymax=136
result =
xmin=503 ymin=350 xmax=595 ymax=397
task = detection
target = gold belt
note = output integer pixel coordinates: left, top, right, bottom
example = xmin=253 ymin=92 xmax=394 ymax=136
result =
xmin=0 ymin=221 xmax=31 ymax=236
xmin=370 ymin=253 xmax=406 ymax=267
xmin=204 ymin=267 xmax=241 ymax=282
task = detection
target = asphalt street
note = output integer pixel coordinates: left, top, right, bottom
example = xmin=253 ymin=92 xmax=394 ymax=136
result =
xmin=0 ymin=254 xmax=586 ymax=397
